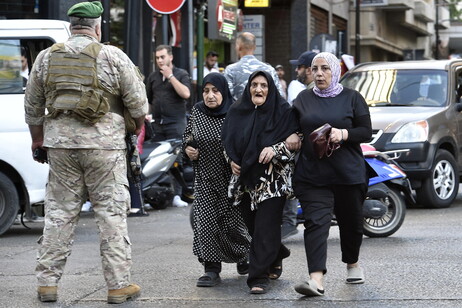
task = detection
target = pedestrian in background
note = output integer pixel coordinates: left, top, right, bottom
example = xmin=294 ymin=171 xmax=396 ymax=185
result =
xmin=146 ymin=44 xmax=191 ymax=207
xmin=224 ymin=32 xmax=284 ymax=102
xmin=222 ymin=71 xmax=301 ymax=294
xmin=287 ymin=51 xmax=317 ymax=103
xmin=280 ymin=51 xmax=318 ymax=240
xmin=292 ymin=52 xmax=371 ymax=297
xmin=192 ymin=50 xmax=220 ymax=85
xmin=184 ymin=72 xmax=251 ymax=287
xmin=25 ymin=1 xmax=147 ymax=303
xmin=275 ymin=64 xmax=287 ymax=100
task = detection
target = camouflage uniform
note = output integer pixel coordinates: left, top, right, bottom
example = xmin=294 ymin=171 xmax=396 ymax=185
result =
xmin=24 ymin=34 xmax=148 ymax=290
xmin=224 ymin=55 xmax=284 ymax=102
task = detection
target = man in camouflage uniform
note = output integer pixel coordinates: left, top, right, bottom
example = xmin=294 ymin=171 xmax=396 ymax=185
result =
xmin=24 ymin=1 xmax=147 ymax=304
xmin=224 ymin=32 xmax=284 ymax=102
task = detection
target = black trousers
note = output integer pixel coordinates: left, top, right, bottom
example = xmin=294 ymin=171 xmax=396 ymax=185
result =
xmin=203 ymin=261 xmax=221 ymax=274
xmin=240 ymin=193 xmax=288 ymax=288
xmin=294 ymin=182 xmax=367 ymax=275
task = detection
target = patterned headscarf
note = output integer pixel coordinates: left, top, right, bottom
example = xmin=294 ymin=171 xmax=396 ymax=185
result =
xmin=312 ymin=52 xmax=343 ymax=98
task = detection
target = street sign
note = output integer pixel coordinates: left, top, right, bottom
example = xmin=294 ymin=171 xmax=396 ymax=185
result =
xmin=146 ymin=0 xmax=185 ymax=14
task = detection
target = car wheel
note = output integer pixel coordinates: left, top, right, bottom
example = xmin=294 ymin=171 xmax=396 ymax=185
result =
xmin=0 ymin=172 xmax=20 ymax=235
xmin=416 ymin=149 xmax=459 ymax=208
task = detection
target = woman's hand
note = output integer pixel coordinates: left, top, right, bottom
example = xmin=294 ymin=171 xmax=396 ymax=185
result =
xmin=185 ymin=146 xmax=199 ymax=161
xmin=231 ymin=161 xmax=241 ymax=175
xmin=284 ymin=133 xmax=301 ymax=151
xmin=259 ymin=146 xmax=276 ymax=164
xmin=330 ymin=128 xmax=348 ymax=144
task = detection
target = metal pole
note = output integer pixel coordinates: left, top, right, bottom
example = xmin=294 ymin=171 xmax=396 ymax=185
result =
xmin=124 ymin=0 xmax=141 ymax=65
xmin=162 ymin=14 xmax=169 ymax=45
xmin=355 ymin=0 xmax=360 ymax=64
xmin=101 ymin=0 xmax=110 ymax=43
xmin=188 ymin=0 xmax=194 ymax=75
xmin=197 ymin=4 xmax=205 ymax=88
xmin=435 ymin=0 xmax=439 ymax=60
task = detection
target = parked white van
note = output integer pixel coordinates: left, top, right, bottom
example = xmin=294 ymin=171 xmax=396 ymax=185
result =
xmin=0 ymin=19 xmax=70 ymax=235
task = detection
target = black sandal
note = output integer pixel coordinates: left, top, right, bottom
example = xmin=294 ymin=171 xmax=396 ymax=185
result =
xmin=269 ymin=260 xmax=283 ymax=280
xmin=249 ymin=284 xmax=268 ymax=294
xmin=269 ymin=247 xmax=291 ymax=280
xmin=196 ymin=272 xmax=221 ymax=287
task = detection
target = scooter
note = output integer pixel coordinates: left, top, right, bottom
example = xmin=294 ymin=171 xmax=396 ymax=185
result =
xmin=297 ymin=144 xmax=414 ymax=238
xmin=140 ymin=138 xmax=194 ymax=210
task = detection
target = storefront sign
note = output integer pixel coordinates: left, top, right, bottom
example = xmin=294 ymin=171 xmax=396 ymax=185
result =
xmin=242 ymin=15 xmax=265 ymax=60
xmin=208 ymin=0 xmax=238 ymax=42
xmin=244 ymin=0 xmax=270 ymax=8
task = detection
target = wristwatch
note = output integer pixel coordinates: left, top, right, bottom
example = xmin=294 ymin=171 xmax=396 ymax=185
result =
xmin=167 ymin=74 xmax=174 ymax=81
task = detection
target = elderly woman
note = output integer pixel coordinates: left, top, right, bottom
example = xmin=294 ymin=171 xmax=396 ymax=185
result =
xmin=222 ymin=70 xmax=300 ymax=294
xmin=183 ymin=73 xmax=251 ymax=287
xmin=292 ymin=52 xmax=372 ymax=296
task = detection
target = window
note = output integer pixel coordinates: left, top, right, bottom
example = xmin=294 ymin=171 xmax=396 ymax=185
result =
xmin=341 ymin=69 xmax=448 ymax=107
xmin=0 ymin=39 xmax=23 ymax=94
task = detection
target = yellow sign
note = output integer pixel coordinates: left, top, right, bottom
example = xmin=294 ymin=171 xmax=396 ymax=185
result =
xmin=244 ymin=0 xmax=270 ymax=8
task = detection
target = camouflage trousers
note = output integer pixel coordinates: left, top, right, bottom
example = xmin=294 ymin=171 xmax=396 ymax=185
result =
xmin=36 ymin=148 xmax=133 ymax=290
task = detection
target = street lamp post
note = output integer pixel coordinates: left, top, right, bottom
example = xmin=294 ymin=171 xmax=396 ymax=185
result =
xmin=355 ymin=0 xmax=360 ymax=63
xmin=435 ymin=0 xmax=439 ymax=60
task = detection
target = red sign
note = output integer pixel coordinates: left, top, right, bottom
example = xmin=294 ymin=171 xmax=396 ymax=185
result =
xmin=146 ymin=0 xmax=185 ymax=14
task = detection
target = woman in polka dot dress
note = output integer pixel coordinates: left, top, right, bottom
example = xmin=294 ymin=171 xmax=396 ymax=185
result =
xmin=183 ymin=73 xmax=251 ymax=288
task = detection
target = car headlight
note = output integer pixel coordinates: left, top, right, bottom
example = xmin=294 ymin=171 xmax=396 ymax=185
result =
xmin=391 ymin=120 xmax=428 ymax=143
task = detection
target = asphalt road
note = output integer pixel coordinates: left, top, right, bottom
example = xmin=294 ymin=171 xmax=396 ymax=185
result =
xmin=1 ymin=191 xmax=462 ymax=308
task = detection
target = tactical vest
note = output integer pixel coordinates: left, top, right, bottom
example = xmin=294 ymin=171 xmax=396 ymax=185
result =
xmin=45 ymin=42 xmax=127 ymax=126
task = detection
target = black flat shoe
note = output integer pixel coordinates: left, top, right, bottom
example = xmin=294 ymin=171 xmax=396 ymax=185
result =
xmin=236 ymin=260 xmax=249 ymax=275
xmin=196 ymin=272 xmax=221 ymax=287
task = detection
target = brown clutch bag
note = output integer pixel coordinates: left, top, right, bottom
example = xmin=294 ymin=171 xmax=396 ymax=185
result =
xmin=308 ymin=123 xmax=340 ymax=159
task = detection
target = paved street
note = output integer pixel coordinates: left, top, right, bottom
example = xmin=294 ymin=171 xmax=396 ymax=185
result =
xmin=1 ymin=191 xmax=462 ymax=308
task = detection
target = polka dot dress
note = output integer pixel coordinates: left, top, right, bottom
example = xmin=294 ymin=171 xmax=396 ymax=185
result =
xmin=183 ymin=106 xmax=250 ymax=263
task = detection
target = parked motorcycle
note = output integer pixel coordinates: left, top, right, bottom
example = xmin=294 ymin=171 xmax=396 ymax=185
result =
xmin=297 ymin=144 xmax=414 ymax=238
xmin=140 ymin=138 xmax=194 ymax=210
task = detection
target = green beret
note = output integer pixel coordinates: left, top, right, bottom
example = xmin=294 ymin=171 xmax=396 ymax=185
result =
xmin=67 ymin=1 xmax=104 ymax=18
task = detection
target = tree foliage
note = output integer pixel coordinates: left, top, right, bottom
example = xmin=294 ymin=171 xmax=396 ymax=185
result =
xmin=449 ymin=2 xmax=462 ymax=21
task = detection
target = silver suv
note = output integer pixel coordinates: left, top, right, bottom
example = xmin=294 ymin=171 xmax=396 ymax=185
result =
xmin=341 ymin=59 xmax=462 ymax=208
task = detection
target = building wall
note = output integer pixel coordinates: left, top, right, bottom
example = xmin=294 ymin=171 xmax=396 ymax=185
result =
xmin=349 ymin=3 xmax=441 ymax=62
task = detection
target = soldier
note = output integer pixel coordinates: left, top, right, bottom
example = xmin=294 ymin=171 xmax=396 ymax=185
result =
xmin=24 ymin=1 xmax=148 ymax=304
xmin=224 ymin=32 xmax=284 ymax=102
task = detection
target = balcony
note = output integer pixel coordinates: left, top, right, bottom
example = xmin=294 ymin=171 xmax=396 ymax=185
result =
xmin=382 ymin=0 xmax=414 ymax=10
xmin=414 ymin=0 xmax=434 ymax=23
xmin=401 ymin=9 xmax=431 ymax=35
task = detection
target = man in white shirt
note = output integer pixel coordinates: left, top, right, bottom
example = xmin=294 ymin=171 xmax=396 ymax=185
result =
xmin=287 ymin=51 xmax=317 ymax=104
xmin=192 ymin=51 xmax=220 ymax=84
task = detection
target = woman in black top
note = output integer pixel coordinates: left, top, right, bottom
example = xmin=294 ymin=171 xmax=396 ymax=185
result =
xmin=292 ymin=52 xmax=372 ymax=297
xmin=222 ymin=71 xmax=300 ymax=294
xmin=183 ymin=73 xmax=251 ymax=287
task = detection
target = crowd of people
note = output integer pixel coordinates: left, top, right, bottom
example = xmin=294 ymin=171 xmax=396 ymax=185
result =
xmin=24 ymin=0 xmax=371 ymax=304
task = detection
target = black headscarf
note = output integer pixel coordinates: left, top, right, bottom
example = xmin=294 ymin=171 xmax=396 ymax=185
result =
xmin=222 ymin=70 xmax=299 ymax=187
xmin=195 ymin=72 xmax=233 ymax=118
